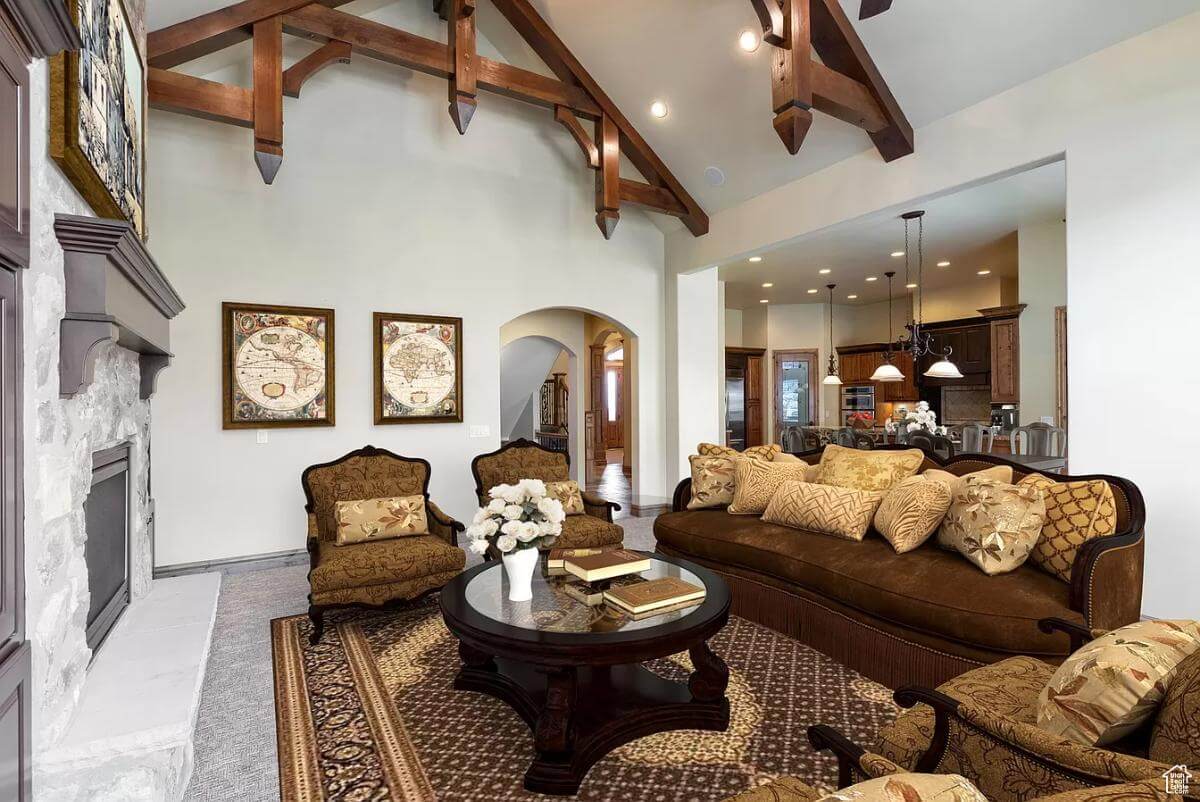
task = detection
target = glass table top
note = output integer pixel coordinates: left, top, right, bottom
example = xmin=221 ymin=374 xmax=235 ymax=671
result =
xmin=463 ymin=556 xmax=706 ymax=634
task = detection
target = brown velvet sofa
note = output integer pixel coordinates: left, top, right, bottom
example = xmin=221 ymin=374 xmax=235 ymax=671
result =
xmin=471 ymin=438 xmax=623 ymax=551
xmin=654 ymin=448 xmax=1145 ymax=689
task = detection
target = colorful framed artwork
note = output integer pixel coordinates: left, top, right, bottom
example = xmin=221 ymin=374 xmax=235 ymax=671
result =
xmin=49 ymin=0 xmax=147 ymax=238
xmin=374 ymin=313 xmax=463 ymax=425
xmin=222 ymin=303 xmax=335 ymax=429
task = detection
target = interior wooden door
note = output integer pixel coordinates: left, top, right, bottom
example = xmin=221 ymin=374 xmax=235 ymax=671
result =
xmin=745 ymin=353 xmax=763 ymax=447
xmin=603 ymin=364 xmax=623 ymax=448
xmin=589 ymin=345 xmax=605 ymax=465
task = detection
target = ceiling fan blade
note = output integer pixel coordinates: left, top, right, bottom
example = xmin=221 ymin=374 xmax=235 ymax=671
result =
xmin=859 ymin=0 xmax=893 ymax=19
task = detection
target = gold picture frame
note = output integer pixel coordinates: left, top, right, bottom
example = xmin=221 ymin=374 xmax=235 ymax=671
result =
xmin=222 ymin=302 xmax=335 ymax=429
xmin=374 ymin=312 xmax=464 ymax=425
xmin=49 ymin=0 xmax=147 ymax=238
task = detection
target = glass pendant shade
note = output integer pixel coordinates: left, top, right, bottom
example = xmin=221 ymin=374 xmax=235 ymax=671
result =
xmin=822 ymin=373 xmax=843 ymax=386
xmin=870 ymin=361 xmax=904 ymax=382
xmin=924 ymin=359 xmax=964 ymax=379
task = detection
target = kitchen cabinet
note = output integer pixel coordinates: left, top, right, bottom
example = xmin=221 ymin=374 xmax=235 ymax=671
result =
xmin=837 ymin=352 xmax=875 ymax=384
xmin=918 ymin=323 xmax=990 ymax=377
xmin=878 ymin=350 xmax=918 ymax=402
xmin=990 ymin=318 xmax=1020 ymax=403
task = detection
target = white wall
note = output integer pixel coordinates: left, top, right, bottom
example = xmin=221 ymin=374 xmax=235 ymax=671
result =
xmin=671 ymin=268 xmax=722 ymax=479
xmin=917 ymin=279 xmax=1004 ymax=323
xmin=1018 ymin=220 xmax=1067 ymax=424
xmin=724 ymin=308 xmax=743 ymax=347
xmin=667 ymin=12 xmax=1200 ymax=616
xmin=148 ymin=4 xmax=668 ymax=567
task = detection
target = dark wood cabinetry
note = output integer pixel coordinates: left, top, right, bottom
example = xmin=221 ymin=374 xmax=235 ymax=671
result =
xmin=835 ymin=345 xmax=918 ymax=402
xmin=877 ymin=349 xmax=918 ymax=402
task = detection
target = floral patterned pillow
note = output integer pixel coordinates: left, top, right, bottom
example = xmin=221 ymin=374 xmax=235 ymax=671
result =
xmin=335 ymin=495 xmax=429 ymax=545
xmin=1038 ymin=620 xmax=1200 ymax=746
xmin=545 ymin=480 xmax=585 ymax=515
xmin=816 ymin=444 xmax=925 ymax=491
xmin=687 ymin=455 xmax=738 ymax=510
xmin=815 ymin=773 xmax=987 ymax=802
xmin=936 ymin=477 xmax=1046 ymax=575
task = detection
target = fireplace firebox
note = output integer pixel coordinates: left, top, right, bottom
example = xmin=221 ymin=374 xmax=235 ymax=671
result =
xmin=84 ymin=444 xmax=132 ymax=652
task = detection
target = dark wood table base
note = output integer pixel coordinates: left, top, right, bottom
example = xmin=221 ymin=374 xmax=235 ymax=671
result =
xmin=455 ymin=642 xmax=731 ymax=795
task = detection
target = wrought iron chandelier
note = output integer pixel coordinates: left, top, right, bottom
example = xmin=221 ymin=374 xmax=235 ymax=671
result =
xmin=822 ymin=283 xmax=842 ymax=385
xmin=896 ymin=210 xmax=963 ymax=379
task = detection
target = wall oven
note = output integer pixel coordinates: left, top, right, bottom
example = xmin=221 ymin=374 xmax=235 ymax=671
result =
xmin=841 ymin=385 xmax=875 ymax=411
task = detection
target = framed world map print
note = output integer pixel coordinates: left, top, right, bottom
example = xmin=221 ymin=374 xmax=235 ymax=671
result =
xmin=222 ymin=303 xmax=335 ymax=429
xmin=50 ymin=0 xmax=147 ymax=237
xmin=374 ymin=313 xmax=463 ymax=424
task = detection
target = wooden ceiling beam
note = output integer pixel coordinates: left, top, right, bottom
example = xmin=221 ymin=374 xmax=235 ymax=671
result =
xmin=148 ymin=68 xmax=253 ymax=127
xmin=811 ymin=62 xmax=887 ymax=132
xmin=771 ymin=0 xmax=814 ymax=155
xmin=281 ymin=5 xmax=601 ymax=119
xmin=490 ymin=0 xmax=708 ymax=236
xmin=554 ymin=106 xmax=599 ymax=169
xmin=811 ymin=0 xmax=913 ymax=160
xmin=447 ymin=0 xmax=477 ymax=134
xmin=282 ymin=39 xmax=350 ymax=98
xmin=619 ymin=179 xmax=686 ymax=217
xmin=594 ymin=115 xmax=620 ymax=239
xmin=252 ymin=16 xmax=284 ymax=184
xmin=858 ymin=0 xmax=893 ymax=20
xmin=749 ymin=0 xmax=786 ymax=47
xmin=148 ymin=0 xmax=352 ymax=69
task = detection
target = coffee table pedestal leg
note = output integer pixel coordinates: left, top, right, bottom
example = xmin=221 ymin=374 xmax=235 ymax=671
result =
xmin=688 ymin=640 xmax=730 ymax=702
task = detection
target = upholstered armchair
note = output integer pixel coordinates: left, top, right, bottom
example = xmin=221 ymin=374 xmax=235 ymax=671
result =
xmin=859 ymin=618 xmax=1200 ymax=801
xmin=302 ymin=445 xmax=466 ymax=644
xmin=724 ymin=728 xmax=1176 ymax=801
xmin=470 ymin=439 xmax=623 ymax=551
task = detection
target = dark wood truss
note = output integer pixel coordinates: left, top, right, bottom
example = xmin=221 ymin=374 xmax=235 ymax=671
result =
xmin=147 ymin=0 xmax=708 ymax=237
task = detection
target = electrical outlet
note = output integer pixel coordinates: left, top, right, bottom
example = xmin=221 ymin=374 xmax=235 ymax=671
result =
xmin=256 ymin=430 xmax=269 ymax=444
xmin=469 ymin=425 xmax=490 ymax=439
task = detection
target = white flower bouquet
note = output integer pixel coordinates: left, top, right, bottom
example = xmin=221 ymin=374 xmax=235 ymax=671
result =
xmin=465 ymin=478 xmax=565 ymax=557
xmin=903 ymin=401 xmax=947 ymax=435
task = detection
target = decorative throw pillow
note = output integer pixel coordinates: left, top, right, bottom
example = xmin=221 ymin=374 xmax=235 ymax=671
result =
xmin=1149 ymin=649 xmax=1200 ymax=765
xmin=697 ymin=442 xmax=781 ymax=462
xmin=937 ymin=477 xmax=1046 ymax=575
xmin=763 ymin=481 xmax=884 ymax=541
xmin=335 ymin=495 xmax=428 ymax=545
xmin=922 ymin=465 xmax=1013 ymax=498
xmin=1038 ymin=620 xmax=1200 ymax=746
xmin=687 ymin=454 xmax=738 ymax=510
xmin=545 ymin=480 xmax=585 ymax=515
xmin=816 ymin=445 xmax=924 ymax=492
xmin=874 ymin=477 xmax=952 ymax=553
xmin=727 ymin=459 xmax=813 ymax=515
xmin=1017 ymin=473 xmax=1117 ymax=582
xmin=815 ymin=773 xmax=987 ymax=802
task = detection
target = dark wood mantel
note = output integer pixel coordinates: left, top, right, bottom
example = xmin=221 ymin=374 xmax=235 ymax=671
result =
xmin=54 ymin=215 xmax=186 ymax=400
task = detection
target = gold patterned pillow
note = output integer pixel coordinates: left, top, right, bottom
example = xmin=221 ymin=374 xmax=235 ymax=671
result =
xmin=687 ymin=455 xmax=739 ymax=510
xmin=1038 ymin=620 xmax=1200 ymax=746
xmin=545 ymin=480 xmax=585 ymax=515
xmin=728 ymin=459 xmax=813 ymax=515
xmin=816 ymin=445 xmax=924 ymax=492
xmin=922 ymin=465 xmax=1013 ymax=498
xmin=937 ymin=477 xmax=1047 ymax=575
xmin=1017 ymin=473 xmax=1117 ymax=582
xmin=874 ymin=477 xmax=952 ymax=553
xmin=1149 ymin=649 xmax=1200 ymax=765
xmin=697 ymin=442 xmax=781 ymax=461
xmin=814 ymin=773 xmax=987 ymax=802
xmin=763 ymin=481 xmax=884 ymax=541
xmin=335 ymin=495 xmax=428 ymax=545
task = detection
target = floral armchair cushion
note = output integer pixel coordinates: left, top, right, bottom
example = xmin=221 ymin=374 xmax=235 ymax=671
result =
xmin=473 ymin=444 xmax=569 ymax=502
xmin=304 ymin=452 xmax=429 ymax=542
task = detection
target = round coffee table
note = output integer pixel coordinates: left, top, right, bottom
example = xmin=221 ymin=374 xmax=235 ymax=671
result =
xmin=439 ymin=552 xmax=731 ymax=795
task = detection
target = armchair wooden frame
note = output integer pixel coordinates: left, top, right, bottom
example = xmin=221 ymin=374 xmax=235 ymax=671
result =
xmin=302 ymin=444 xmax=465 ymax=644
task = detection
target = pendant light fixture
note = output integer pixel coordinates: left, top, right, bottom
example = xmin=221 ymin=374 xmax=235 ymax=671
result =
xmin=895 ymin=210 xmax=963 ymax=379
xmin=822 ymin=283 xmax=843 ymax=386
xmin=870 ymin=271 xmax=904 ymax=382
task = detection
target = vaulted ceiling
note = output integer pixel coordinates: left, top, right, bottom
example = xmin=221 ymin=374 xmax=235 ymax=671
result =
xmin=148 ymin=0 xmax=1200 ymax=229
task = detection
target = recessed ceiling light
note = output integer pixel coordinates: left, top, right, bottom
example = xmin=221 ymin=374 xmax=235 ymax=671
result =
xmin=748 ymin=256 xmax=762 ymax=263
xmin=865 ymin=276 xmax=878 ymax=282
xmin=759 ymin=299 xmax=769 ymax=304
xmin=906 ymin=283 xmax=918 ymax=289
xmin=738 ymin=29 xmax=760 ymax=52
xmin=650 ymin=100 xmax=669 ymax=119
xmin=891 ymin=251 xmax=905 ymax=258
xmin=977 ymin=269 xmax=991 ymax=275
xmin=761 ymin=282 xmax=773 ymax=288
xmin=937 ymin=260 xmax=951 ymax=267
xmin=807 ymin=288 xmax=818 ymax=294
xmin=818 ymin=268 xmax=831 ymax=274
xmin=847 ymin=294 xmax=858 ymax=300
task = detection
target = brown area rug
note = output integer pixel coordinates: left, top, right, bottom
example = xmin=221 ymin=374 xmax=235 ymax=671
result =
xmin=272 ymin=599 xmax=898 ymax=801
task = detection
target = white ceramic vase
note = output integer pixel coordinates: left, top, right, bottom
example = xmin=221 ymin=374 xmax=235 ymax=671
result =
xmin=502 ymin=547 xmax=538 ymax=602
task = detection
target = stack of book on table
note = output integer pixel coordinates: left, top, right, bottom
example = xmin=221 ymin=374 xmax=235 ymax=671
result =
xmin=551 ymin=549 xmax=706 ymax=617
xmin=603 ymin=577 xmax=706 ymax=619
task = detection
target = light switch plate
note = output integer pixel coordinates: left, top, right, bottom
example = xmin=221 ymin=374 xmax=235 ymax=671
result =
xmin=469 ymin=425 xmax=490 ymax=439
xmin=256 ymin=430 xmax=269 ymax=444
